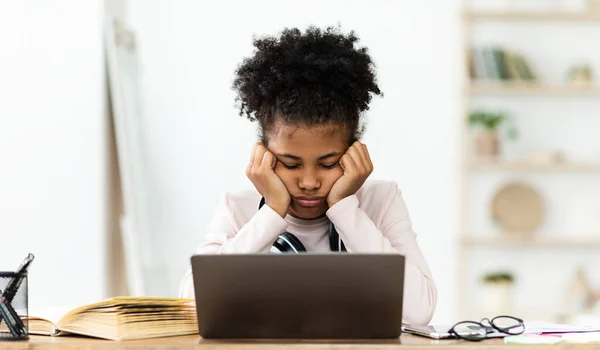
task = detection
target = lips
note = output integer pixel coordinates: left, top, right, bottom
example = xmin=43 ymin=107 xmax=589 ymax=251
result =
xmin=294 ymin=196 xmax=324 ymax=208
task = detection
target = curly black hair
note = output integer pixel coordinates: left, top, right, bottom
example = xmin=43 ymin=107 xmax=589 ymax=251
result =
xmin=232 ymin=25 xmax=382 ymax=144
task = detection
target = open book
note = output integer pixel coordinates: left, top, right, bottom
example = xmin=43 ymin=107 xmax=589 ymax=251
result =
xmin=24 ymin=297 xmax=198 ymax=341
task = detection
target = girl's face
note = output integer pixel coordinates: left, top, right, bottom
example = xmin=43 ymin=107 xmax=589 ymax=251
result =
xmin=266 ymin=123 xmax=348 ymax=220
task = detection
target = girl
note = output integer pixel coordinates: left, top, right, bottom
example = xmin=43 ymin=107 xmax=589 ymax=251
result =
xmin=179 ymin=25 xmax=437 ymax=326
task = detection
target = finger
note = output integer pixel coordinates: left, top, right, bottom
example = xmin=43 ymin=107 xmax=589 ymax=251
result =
xmin=351 ymin=141 xmax=372 ymax=173
xmin=247 ymin=144 xmax=259 ymax=176
xmin=260 ymin=150 xmax=276 ymax=170
xmin=252 ymin=144 xmax=267 ymax=171
xmin=340 ymin=153 xmax=356 ymax=173
xmin=263 ymin=147 xmax=277 ymax=169
xmin=249 ymin=143 xmax=259 ymax=166
xmin=352 ymin=141 xmax=367 ymax=162
xmin=357 ymin=143 xmax=373 ymax=172
xmin=363 ymin=143 xmax=372 ymax=164
xmin=347 ymin=146 xmax=366 ymax=174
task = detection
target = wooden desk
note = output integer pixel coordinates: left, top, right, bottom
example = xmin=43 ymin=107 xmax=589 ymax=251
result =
xmin=0 ymin=335 xmax=597 ymax=349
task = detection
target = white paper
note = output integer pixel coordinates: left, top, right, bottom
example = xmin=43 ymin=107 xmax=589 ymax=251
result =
xmin=525 ymin=321 xmax=600 ymax=334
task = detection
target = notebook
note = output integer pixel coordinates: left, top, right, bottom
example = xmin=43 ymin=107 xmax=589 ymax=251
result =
xmin=23 ymin=297 xmax=198 ymax=341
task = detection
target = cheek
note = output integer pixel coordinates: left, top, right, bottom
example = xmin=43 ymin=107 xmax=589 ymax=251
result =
xmin=273 ymin=168 xmax=295 ymax=188
xmin=322 ymin=168 xmax=343 ymax=190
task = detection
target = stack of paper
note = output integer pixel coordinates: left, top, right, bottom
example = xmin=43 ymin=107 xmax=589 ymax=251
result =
xmin=524 ymin=322 xmax=600 ymax=335
xmin=504 ymin=322 xmax=600 ymax=344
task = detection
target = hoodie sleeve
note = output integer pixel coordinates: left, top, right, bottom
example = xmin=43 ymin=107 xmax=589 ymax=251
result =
xmin=178 ymin=194 xmax=289 ymax=298
xmin=325 ymin=186 xmax=437 ymax=325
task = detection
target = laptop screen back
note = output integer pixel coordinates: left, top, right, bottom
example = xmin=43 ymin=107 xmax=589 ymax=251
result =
xmin=191 ymin=253 xmax=405 ymax=339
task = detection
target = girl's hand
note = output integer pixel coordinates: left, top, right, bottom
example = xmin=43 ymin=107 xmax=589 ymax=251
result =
xmin=327 ymin=141 xmax=373 ymax=207
xmin=246 ymin=143 xmax=290 ymax=217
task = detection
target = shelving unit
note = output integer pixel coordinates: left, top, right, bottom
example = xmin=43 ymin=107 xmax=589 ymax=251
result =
xmin=468 ymin=82 xmax=600 ymax=96
xmin=460 ymin=1 xmax=600 ymax=322
xmin=465 ymin=11 xmax=600 ymax=21
xmin=467 ymin=160 xmax=600 ymax=173
xmin=462 ymin=235 xmax=600 ymax=248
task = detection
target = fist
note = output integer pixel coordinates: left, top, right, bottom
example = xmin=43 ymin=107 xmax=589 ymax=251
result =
xmin=327 ymin=141 xmax=373 ymax=207
xmin=245 ymin=143 xmax=290 ymax=217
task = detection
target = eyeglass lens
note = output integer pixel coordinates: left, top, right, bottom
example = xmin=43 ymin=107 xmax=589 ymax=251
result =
xmin=491 ymin=316 xmax=525 ymax=335
xmin=450 ymin=316 xmax=524 ymax=341
xmin=452 ymin=321 xmax=488 ymax=341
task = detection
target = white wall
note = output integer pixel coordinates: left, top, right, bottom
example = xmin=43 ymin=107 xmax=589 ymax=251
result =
xmin=0 ymin=1 xmax=107 ymax=311
xmin=128 ymin=0 xmax=463 ymax=323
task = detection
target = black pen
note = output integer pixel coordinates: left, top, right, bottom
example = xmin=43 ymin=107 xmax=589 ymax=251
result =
xmin=1 ymin=253 xmax=34 ymax=304
xmin=0 ymin=254 xmax=34 ymax=336
xmin=0 ymin=290 xmax=21 ymax=337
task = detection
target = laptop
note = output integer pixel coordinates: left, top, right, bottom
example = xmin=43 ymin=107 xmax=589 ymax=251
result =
xmin=401 ymin=324 xmax=501 ymax=340
xmin=401 ymin=324 xmax=474 ymax=339
xmin=191 ymin=253 xmax=405 ymax=339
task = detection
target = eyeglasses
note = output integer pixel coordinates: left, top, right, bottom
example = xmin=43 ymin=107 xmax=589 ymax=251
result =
xmin=448 ymin=315 xmax=525 ymax=341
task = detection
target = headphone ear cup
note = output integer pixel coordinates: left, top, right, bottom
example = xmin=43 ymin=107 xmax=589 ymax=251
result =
xmin=271 ymin=232 xmax=306 ymax=253
xmin=329 ymin=222 xmax=338 ymax=251
xmin=329 ymin=223 xmax=347 ymax=252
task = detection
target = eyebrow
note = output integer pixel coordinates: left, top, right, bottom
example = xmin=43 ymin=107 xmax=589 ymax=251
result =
xmin=278 ymin=152 xmax=341 ymax=161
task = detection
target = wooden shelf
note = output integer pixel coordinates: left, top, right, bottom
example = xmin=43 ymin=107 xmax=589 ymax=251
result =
xmin=465 ymin=11 xmax=600 ymax=22
xmin=462 ymin=235 xmax=600 ymax=248
xmin=468 ymin=82 xmax=600 ymax=96
xmin=459 ymin=1 xmax=600 ymax=322
xmin=467 ymin=160 xmax=600 ymax=173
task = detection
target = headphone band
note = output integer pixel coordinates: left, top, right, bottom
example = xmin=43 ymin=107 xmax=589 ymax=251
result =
xmin=258 ymin=197 xmax=346 ymax=253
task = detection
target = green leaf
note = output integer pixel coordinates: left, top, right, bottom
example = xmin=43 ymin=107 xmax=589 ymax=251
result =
xmin=468 ymin=109 xmax=507 ymax=130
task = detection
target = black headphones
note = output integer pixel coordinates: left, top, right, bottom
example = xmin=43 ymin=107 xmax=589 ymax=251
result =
xmin=258 ymin=197 xmax=346 ymax=253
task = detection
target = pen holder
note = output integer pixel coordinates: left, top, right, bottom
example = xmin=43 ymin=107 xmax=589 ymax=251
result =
xmin=0 ymin=272 xmax=29 ymax=340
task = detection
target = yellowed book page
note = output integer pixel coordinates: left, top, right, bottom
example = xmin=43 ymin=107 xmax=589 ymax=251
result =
xmin=57 ymin=297 xmax=194 ymax=322
xmin=57 ymin=313 xmax=198 ymax=341
xmin=53 ymin=297 xmax=197 ymax=340
xmin=25 ymin=305 xmax=76 ymax=336
xmin=24 ymin=318 xmax=56 ymax=336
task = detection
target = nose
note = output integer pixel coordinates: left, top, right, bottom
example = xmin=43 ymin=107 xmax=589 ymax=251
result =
xmin=298 ymin=168 xmax=320 ymax=192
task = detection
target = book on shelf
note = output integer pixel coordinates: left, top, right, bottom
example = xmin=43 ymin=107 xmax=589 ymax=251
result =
xmin=468 ymin=46 xmax=538 ymax=83
xmin=23 ymin=296 xmax=198 ymax=341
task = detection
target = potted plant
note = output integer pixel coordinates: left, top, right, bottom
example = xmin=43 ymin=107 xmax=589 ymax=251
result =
xmin=480 ymin=271 xmax=515 ymax=315
xmin=567 ymin=63 xmax=594 ymax=87
xmin=468 ymin=109 xmax=518 ymax=158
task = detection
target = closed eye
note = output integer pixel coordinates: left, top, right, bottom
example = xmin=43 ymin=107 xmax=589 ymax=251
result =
xmin=281 ymin=163 xmax=300 ymax=170
xmin=321 ymin=161 xmax=339 ymax=169
xmin=280 ymin=161 xmax=339 ymax=170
